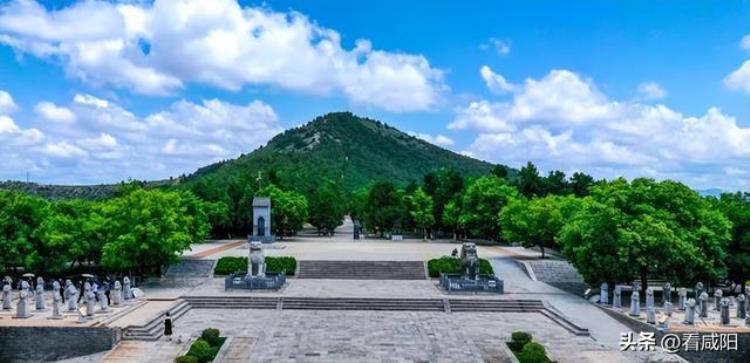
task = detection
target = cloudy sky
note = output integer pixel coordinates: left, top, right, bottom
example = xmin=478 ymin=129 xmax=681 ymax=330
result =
xmin=1 ymin=0 xmax=749 ymax=191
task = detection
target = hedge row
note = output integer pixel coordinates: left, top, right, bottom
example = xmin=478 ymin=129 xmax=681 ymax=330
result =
xmin=427 ymin=256 xmax=493 ymax=278
xmin=507 ymin=331 xmax=551 ymax=363
xmin=174 ymin=328 xmax=226 ymax=363
xmin=214 ymin=256 xmax=297 ymax=276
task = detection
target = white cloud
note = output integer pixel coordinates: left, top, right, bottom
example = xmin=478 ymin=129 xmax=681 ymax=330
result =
xmin=0 ymin=89 xmax=283 ymax=183
xmin=0 ymin=90 xmax=18 ymax=114
xmin=35 ymin=101 xmax=76 ymax=123
xmin=726 ymin=35 xmax=750 ymax=94
xmin=742 ymin=34 xmax=750 ymax=50
xmin=408 ymin=131 xmax=454 ymax=146
xmin=454 ymin=69 xmax=750 ymax=190
xmin=480 ymin=65 xmax=516 ymax=94
xmin=0 ymin=0 xmax=444 ymax=112
xmin=480 ymin=37 xmax=510 ymax=56
xmin=637 ymin=81 xmax=667 ymax=100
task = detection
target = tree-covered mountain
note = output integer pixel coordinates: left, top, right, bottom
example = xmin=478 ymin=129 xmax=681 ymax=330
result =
xmin=184 ymin=112 xmax=501 ymax=195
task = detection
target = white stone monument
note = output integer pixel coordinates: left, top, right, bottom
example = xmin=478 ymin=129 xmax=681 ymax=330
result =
xmin=250 ymin=197 xmax=274 ymax=243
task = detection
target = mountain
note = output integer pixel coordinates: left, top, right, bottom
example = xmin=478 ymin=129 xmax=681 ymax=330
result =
xmin=184 ymin=112 xmax=499 ymax=195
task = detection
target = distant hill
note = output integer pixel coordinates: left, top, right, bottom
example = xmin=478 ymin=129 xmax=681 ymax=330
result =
xmin=185 ymin=112 xmax=501 ymax=194
xmin=1 ymin=112 xmax=505 ymax=199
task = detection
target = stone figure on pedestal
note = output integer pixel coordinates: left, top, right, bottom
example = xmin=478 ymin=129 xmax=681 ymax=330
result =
xmin=720 ymin=298 xmax=730 ymax=325
xmin=695 ymin=282 xmax=704 ymax=299
xmin=629 ymin=289 xmax=640 ymax=317
xmin=714 ymin=288 xmax=723 ymax=311
xmin=35 ymin=276 xmax=45 ymax=311
xmin=664 ymin=301 xmax=673 ymax=317
xmin=461 ymin=243 xmax=479 ymax=280
xmin=16 ymin=280 xmax=31 ymax=318
xmin=684 ymin=298 xmax=696 ymax=325
xmin=95 ymin=282 xmax=108 ymax=311
xmin=123 ymin=277 xmax=132 ymax=301
xmin=51 ymin=281 xmax=63 ymax=319
xmin=699 ymin=292 xmax=709 ymax=318
xmin=112 ymin=281 xmax=122 ymax=306
xmin=738 ymin=295 xmax=747 ymax=319
xmin=678 ymin=288 xmax=687 ymax=311
xmin=662 ymin=282 xmax=672 ymax=306
xmin=65 ymin=280 xmax=77 ymax=311
xmin=84 ymin=282 xmax=95 ymax=317
xmin=647 ymin=306 xmax=656 ymax=324
xmin=613 ymin=285 xmax=622 ymax=308
xmin=646 ymin=287 xmax=654 ymax=308
xmin=599 ymin=282 xmax=608 ymax=305
xmin=2 ymin=277 xmax=11 ymax=310
xmin=248 ymin=241 xmax=266 ymax=277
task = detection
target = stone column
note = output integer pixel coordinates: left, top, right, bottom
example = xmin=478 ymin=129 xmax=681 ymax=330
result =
xmin=714 ymin=288 xmax=723 ymax=311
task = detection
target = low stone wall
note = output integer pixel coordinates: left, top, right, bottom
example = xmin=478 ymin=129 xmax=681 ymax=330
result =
xmin=597 ymin=304 xmax=750 ymax=362
xmin=0 ymin=326 xmax=120 ymax=362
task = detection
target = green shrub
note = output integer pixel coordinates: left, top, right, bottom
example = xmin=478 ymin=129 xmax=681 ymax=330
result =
xmin=214 ymin=256 xmax=297 ymax=276
xmin=427 ymin=256 xmax=493 ymax=278
xmin=517 ymin=342 xmax=550 ymax=363
xmin=174 ymin=355 xmax=199 ymax=363
xmin=508 ymin=331 xmax=533 ymax=352
xmin=187 ymin=339 xmax=217 ymax=363
xmin=201 ymin=328 xmax=221 ymax=347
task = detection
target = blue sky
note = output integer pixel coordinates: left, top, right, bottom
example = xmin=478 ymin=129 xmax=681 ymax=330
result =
xmin=1 ymin=0 xmax=749 ymax=191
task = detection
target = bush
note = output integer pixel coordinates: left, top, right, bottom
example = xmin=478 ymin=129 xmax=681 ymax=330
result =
xmin=508 ymin=331 xmax=533 ymax=352
xmin=517 ymin=342 xmax=550 ymax=363
xmin=427 ymin=256 xmax=493 ymax=278
xmin=174 ymin=355 xmax=199 ymax=363
xmin=214 ymin=256 xmax=297 ymax=276
xmin=186 ymin=339 xmax=218 ymax=363
xmin=201 ymin=328 xmax=221 ymax=347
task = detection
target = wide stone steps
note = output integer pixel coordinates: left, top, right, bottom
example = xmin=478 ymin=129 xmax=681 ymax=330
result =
xmin=297 ymin=260 xmax=426 ymax=280
xmin=281 ymin=297 xmax=445 ymax=311
xmin=121 ymin=300 xmax=191 ymax=341
xmin=448 ymin=299 xmax=545 ymax=312
xmin=182 ymin=296 xmax=278 ymax=309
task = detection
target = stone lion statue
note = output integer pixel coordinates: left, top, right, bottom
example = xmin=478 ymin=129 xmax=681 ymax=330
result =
xmin=460 ymin=242 xmax=479 ymax=280
xmin=248 ymin=241 xmax=266 ymax=277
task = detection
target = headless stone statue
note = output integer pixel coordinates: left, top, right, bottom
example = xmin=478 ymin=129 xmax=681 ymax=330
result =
xmin=662 ymin=282 xmax=672 ymax=306
xmin=678 ymin=288 xmax=687 ymax=311
xmin=96 ymin=283 xmax=108 ymax=311
xmin=35 ymin=277 xmax=45 ymax=311
xmin=65 ymin=280 xmax=78 ymax=311
xmin=2 ymin=277 xmax=12 ymax=310
xmin=629 ymin=289 xmax=640 ymax=317
xmin=51 ymin=281 xmax=63 ymax=319
xmin=699 ymin=292 xmax=709 ymax=318
xmin=720 ymin=298 xmax=730 ymax=325
xmin=684 ymin=298 xmax=696 ymax=325
xmin=613 ymin=285 xmax=622 ymax=308
xmin=123 ymin=277 xmax=132 ymax=301
xmin=739 ymin=295 xmax=747 ymax=319
xmin=647 ymin=306 xmax=656 ymax=324
xmin=84 ymin=282 xmax=95 ymax=317
xmin=646 ymin=287 xmax=655 ymax=308
xmin=112 ymin=281 xmax=122 ymax=306
xmin=599 ymin=282 xmax=609 ymax=304
xmin=714 ymin=288 xmax=723 ymax=311
xmin=16 ymin=280 xmax=31 ymax=318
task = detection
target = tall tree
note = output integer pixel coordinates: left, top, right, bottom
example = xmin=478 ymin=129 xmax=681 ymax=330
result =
xmin=542 ymin=170 xmax=570 ymax=196
xmin=569 ymin=172 xmax=595 ymax=197
xmin=257 ymin=184 xmax=309 ymax=238
xmin=308 ymin=180 xmax=345 ymax=235
xmin=517 ymin=161 xmax=543 ymax=198
xmin=363 ymin=181 xmax=404 ymax=237
xmin=0 ymin=191 xmax=48 ymax=274
xmin=407 ymin=188 xmax=435 ymax=240
xmin=715 ymin=192 xmax=750 ymax=293
xmin=500 ymin=195 xmax=582 ymax=258
xmin=459 ymin=176 xmax=519 ymax=240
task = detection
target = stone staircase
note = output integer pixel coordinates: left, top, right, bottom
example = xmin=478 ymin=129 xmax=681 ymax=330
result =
xmin=120 ymin=296 xmax=589 ymax=340
xmin=121 ymin=300 xmax=191 ymax=341
xmin=297 ymin=260 xmax=426 ymax=280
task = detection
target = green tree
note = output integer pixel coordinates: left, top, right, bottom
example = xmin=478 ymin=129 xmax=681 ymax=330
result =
xmin=40 ymin=199 xmax=106 ymax=272
xmin=442 ymin=197 xmax=462 ymax=241
xmin=542 ymin=170 xmax=570 ymax=196
xmin=308 ymin=181 xmax=344 ymax=235
xmin=257 ymin=184 xmax=309 ymax=238
xmin=100 ymin=189 xmax=208 ymax=275
xmin=500 ymin=195 xmax=582 ymax=258
xmin=559 ymin=178 xmax=730 ymax=293
xmin=0 ymin=191 xmax=48 ymax=273
xmin=407 ymin=188 xmax=435 ymax=240
xmin=569 ymin=172 xmax=594 ymax=197
xmin=459 ymin=176 xmax=520 ymax=240
xmin=517 ymin=162 xmax=543 ymax=198
xmin=715 ymin=192 xmax=750 ymax=293
xmin=363 ymin=181 xmax=404 ymax=237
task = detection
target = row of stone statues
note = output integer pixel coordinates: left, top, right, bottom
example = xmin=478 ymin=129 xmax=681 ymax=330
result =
xmin=600 ymin=281 xmax=750 ymax=326
xmin=2 ymin=276 xmax=135 ymax=319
